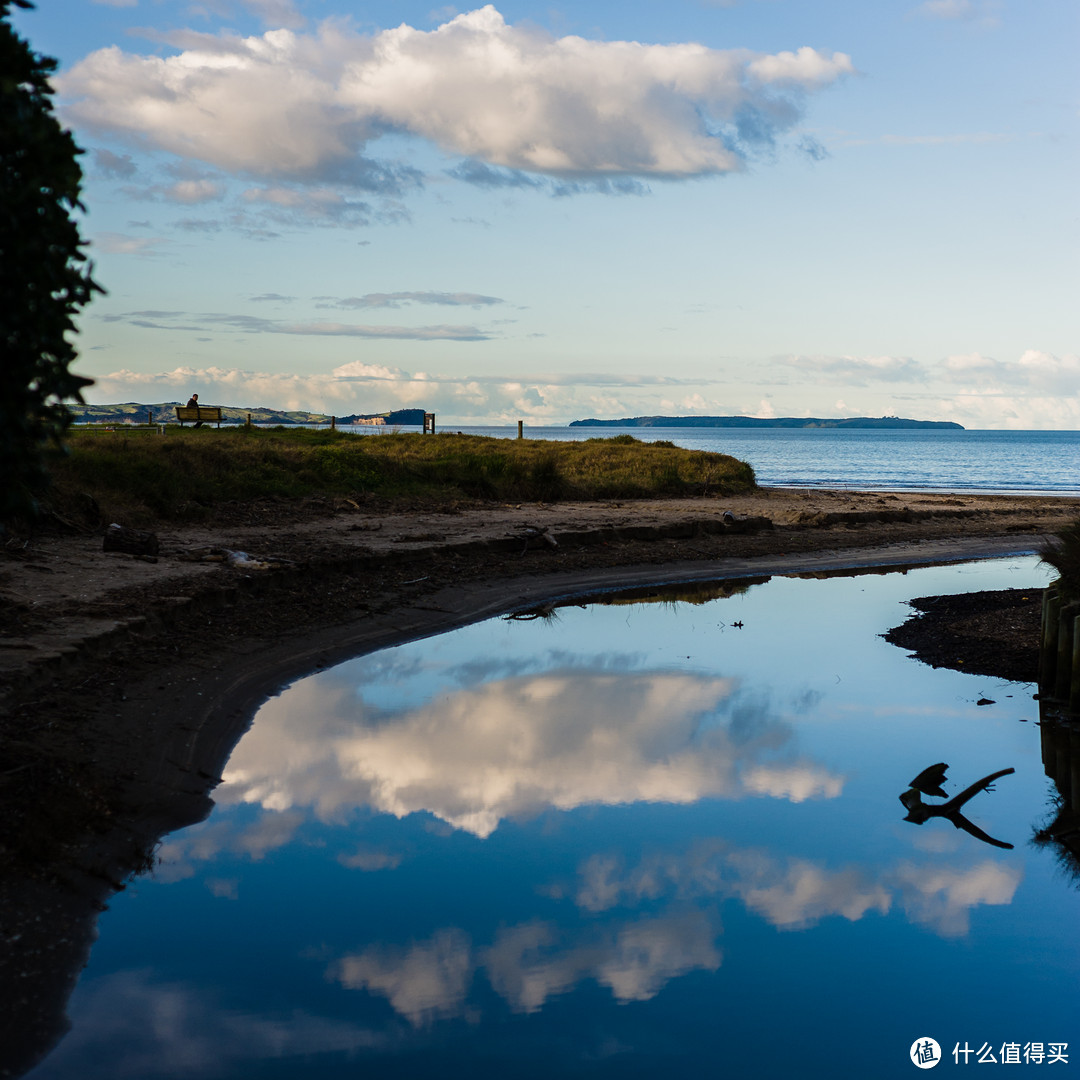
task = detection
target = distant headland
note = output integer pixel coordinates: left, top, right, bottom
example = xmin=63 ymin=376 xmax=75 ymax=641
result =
xmin=69 ymin=403 xmax=427 ymax=427
xmin=570 ymin=415 xmax=964 ymax=430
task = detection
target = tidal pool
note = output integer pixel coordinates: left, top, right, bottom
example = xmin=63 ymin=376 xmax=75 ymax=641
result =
xmin=32 ymin=556 xmax=1080 ymax=1078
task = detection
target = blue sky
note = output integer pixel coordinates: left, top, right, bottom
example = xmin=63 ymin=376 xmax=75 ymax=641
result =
xmin=16 ymin=0 xmax=1078 ymax=426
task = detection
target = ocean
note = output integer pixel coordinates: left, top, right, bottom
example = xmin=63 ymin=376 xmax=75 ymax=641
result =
xmin=363 ymin=425 xmax=1080 ymax=496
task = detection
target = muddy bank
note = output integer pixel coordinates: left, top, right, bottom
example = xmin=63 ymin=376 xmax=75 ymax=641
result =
xmin=0 ymin=488 xmax=1076 ymax=1076
xmin=883 ymin=588 xmax=1043 ymax=684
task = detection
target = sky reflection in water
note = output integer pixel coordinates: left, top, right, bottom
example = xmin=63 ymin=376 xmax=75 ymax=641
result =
xmin=34 ymin=556 xmax=1080 ymax=1079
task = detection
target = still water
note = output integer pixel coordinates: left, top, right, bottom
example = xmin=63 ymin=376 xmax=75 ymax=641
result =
xmin=33 ymin=556 xmax=1080 ymax=1078
xmin=351 ymin=425 xmax=1080 ymax=496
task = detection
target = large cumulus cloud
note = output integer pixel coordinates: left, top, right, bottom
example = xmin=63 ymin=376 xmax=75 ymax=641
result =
xmin=58 ymin=6 xmax=853 ymax=187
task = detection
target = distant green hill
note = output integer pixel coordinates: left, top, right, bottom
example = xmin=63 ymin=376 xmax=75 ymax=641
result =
xmin=69 ymin=403 xmax=428 ymax=426
xmin=570 ymin=415 xmax=963 ymax=430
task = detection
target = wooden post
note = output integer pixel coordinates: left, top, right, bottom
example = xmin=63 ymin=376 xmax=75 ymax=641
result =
xmin=1071 ymin=733 xmax=1080 ymax=808
xmin=247 ymin=412 xmax=252 ymax=427
xmin=147 ymin=409 xmax=153 ymax=426
xmin=1071 ymin=614 xmax=1080 ymax=712
xmin=331 ymin=415 xmax=337 ymax=430
xmin=1055 ymin=602 xmax=1079 ymax=701
xmin=1041 ymin=587 xmax=1061 ymax=689
xmin=518 ymin=420 xmax=523 ymax=439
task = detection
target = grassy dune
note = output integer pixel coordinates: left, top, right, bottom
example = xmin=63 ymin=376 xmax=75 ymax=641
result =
xmin=46 ymin=427 xmax=756 ymax=526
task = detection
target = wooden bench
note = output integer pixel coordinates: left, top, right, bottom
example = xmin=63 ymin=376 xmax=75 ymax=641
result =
xmin=175 ymin=405 xmax=223 ymax=428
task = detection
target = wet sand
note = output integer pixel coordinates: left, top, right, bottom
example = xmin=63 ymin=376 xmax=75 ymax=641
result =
xmin=0 ymin=487 xmax=1076 ymax=1076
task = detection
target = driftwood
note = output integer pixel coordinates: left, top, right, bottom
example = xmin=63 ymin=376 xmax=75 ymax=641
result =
xmin=102 ymin=524 xmax=160 ymax=557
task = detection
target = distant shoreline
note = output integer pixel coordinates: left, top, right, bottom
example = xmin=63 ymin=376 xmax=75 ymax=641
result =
xmin=570 ymin=415 xmax=964 ymax=430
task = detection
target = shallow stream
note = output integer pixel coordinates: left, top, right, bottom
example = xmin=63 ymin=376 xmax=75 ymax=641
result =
xmin=31 ymin=556 xmax=1080 ymax=1078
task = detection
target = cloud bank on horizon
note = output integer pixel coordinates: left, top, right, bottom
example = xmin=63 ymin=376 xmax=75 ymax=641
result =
xmin=18 ymin=1 xmax=1075 ymax=427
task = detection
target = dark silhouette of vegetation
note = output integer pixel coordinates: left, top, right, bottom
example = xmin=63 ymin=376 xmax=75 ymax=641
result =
xmin=1 ymin=0 xmax=101 ymax=525
xmin=1041 ymin=518 xmax=1080 ymax=602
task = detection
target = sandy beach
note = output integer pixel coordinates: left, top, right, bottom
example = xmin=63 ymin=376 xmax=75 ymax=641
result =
xmin=4 ymin=486 xmax=1077 ymax=760
xmin=1 ymin=486 xmax=1077 ymax=1076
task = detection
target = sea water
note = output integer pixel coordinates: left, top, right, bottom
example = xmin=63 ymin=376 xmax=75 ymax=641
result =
xmin=29 ymin=555 xmax=1079 ymax=1080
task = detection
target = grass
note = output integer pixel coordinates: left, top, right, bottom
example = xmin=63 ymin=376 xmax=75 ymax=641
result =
xmin=1042 ymin=518 xmax=1080 ymax=602
xmin=43 ymin=426 xmax=756 ymax=527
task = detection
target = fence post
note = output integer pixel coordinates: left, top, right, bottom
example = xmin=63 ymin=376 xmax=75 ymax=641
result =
xmin=1041 ymin=587 xmax=1061 ymax=689
xmin=518 ymin=420 xmax=523 ymax=439
xmin=1071 ymin=614 xmax=1080 ymax=712
xmin=1055 ymin=602 xmax=1080 ymax=701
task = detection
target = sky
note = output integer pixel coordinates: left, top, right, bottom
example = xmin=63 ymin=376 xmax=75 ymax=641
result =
xmin=14 ymin=0 xmax=1079 ymax=427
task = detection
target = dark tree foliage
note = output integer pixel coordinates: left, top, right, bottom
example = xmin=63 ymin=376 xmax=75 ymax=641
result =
xmin=1 ymin=0 xmax=101 ymax=523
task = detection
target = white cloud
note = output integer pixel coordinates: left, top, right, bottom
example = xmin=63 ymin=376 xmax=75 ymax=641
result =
xmin=80 ymin=363 xmax=727 ymax=422
xmin=97 ymin=311 xmax=489 ymax=340
xmin=575 ymin=846 xmax=728 ymax=913
xmin=891 ymin=860 xmax=1020 ymax=936
xmin=574 ymin=843 xmax=890 ymax=930
xmin=324 ymin=845 xmax=1017 ymax=1029
xmin=58 ymin=7 xmax=853 ymax=185
xmin=933 ymin=390 xmax=1080 ymax=431
xmin=569 ymin=842 xmax=1017 ymax=940
xmin=325 ymin=292 xmax=505 ymax=310
xmin=129 ymin=178 xmax=227 ymax=204
xmin=218 ymin=669 xmax=843 ymax=838
xmin=336 ymin=929 xmax=473 ymax=1026
xmin=239 ymin=184 xmax=395 ymax=226
xmin=92 ymin=147 xmax=138 ymax=177
xmin=169 ymin=178 xmax=225 ymax=202
xmin=242 ymin=0 xmax=306 ymax=30
xmin=930 ymin=350 xmax=1080 ymax=429
xmin=942 ymin=350 xmax=1080 ymax=394
xmin=337 ymin=848 xmax=403 ymax=871
xmin=727 ymin=852 xmax=891 ymax=929
xmin=538 ymin=912 xmax=720 ymax=1005
xmin=914 ymin=0 xmax=1002 ymax=25
xmin=330 ymin=361 xmax=409 ymax=380
xmin=206 ymin=877 xmax=239 ymax=899
xmin=83 ymin=354 xmax=1080 ymax=428
xmin=333 ymin=911 xmax=721 ymax=1023
xmin=776 ymin=354 xmax=927 ymax=385
xmin=741 ymin=763 xmax=843 ymax=802
xmin=40 ymin=971 xmax=381 ymax=1078
xmin=155 ymin=809 xmax=305 ymax=881
xmin=92 ymin=231 xmax=171 ymax=255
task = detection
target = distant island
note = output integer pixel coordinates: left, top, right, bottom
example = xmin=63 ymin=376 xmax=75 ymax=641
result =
xmin=68 ymin=403 xmax=428 ymax=427
xmin=570 ymin=415 xmax=964 ymax=430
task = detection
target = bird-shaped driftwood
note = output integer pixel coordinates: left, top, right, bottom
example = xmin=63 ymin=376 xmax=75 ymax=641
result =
xmin=899 ymin=763 xmax=1015 ymax=849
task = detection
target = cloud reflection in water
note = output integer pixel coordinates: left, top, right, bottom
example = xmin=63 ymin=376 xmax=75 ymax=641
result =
xmin=333 ymin=910 xmax=722 ymax=1026
xmin=219 ymin=669 xmax=844 ymax=837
